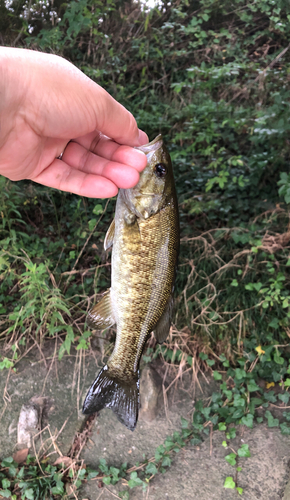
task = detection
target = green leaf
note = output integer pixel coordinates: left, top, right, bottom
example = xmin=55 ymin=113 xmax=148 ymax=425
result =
xmin=224 ymin=476 xmax=236 ymax=489
xmin=234 ymin=368 xmax=246 ymax=380
xmin=236 ymin=487 xmax=243 ymax=494
xmin=86 ymin=470 xmax=98 ymax=480
xmin=240 ymin=414 xmax=253 ymax=428
xmin=269 ymin=318 xmax=279 ymax=329
xmin=280 ymin=423 xmax=290 ymax=435
xmin=226 ymin=427 xmax=236 ymax=439
xmin=145 ymin=463 xmax=158 ymax=475
xmin=24 ymin=489 xmax=35 ymax=500
xmin=161 ymin=456 xmax=172 ymax=467
xmin=88 ymin=218 xmax=97 ymax=231
xmin=237 ymin=444 xmax=251 ymax=458
xmin=265 ymin=410 xmax=279 ymax=428
xmin=102 ymin=476 xmax=111 ymax=485
xmin=181 ymin=417 xmax=189 ymax=428
xmin=92 ymin=204 xmax=103 ymax=215
xmin=1 ymin=457 xmax=14 ymax=467
xmin=247 ymin=380 xmax=259 ymax=392
xmin=128 ymin=472 xmax=144 ymax=488
xmin=213 ymin=371 xmax=222 ymax=381
xmin=278 ymin=392 xmax=290 ymax=404
xmin=274 ymin=352 xmax=284 ymax=365
xmin=225 ymin=453 xmax=236 ymax=466
xmin=1 ymin=479 xmax=10 ymax=489
xmin=0 ymin=490 xmax=12 ymax=499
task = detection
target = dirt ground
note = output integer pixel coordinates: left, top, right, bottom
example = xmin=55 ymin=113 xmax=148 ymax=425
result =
xmin=1 ymin=343 xmax=290 ymax=500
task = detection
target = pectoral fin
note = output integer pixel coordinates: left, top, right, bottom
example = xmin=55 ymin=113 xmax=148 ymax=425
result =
xmin=154 ymin=295 xmax=173 ymax=344
xmin=87 ymin=289 xmax=115 ymax=330
xmin=104 ymin=219 xmax=115 ymax=251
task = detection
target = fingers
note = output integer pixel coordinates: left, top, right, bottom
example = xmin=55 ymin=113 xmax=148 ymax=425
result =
xmin=3 ymin=48 xmax=148 ymax=148
xmin=34 ymin=136 xmax=148 ymax=197
xmin=64 ymin=136 xmax=148 ymax=173
xmin=31 ymin=159 xmax=120 ymax=198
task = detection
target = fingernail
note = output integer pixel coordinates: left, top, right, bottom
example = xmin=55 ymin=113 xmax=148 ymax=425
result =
xmin=138 ymin=129 xmax=149 ymax=145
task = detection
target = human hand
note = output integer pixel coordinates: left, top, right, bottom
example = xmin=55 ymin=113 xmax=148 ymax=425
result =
xmin=0 ymin=47 xmax=148 ymax=198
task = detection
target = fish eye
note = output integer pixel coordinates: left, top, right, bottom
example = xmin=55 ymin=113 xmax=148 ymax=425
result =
xmin=154 ymin=163 xmax=167 ymax=178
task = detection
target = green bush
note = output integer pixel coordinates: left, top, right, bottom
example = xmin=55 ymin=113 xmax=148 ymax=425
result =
xmin=1 ymin=0 xmax=290 ymax=396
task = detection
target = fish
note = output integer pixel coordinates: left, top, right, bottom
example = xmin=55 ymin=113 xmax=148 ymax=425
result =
xmin=82 ymin=134 xmax=179 ymax=431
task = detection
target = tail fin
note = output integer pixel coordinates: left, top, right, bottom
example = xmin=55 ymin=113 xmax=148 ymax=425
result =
xmin=82 ymin=366 xmax=139 ymax=431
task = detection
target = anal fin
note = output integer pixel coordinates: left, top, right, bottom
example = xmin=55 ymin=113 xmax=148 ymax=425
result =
xmin=87 ymin=289 xmax=115 ymax=330
xmin=154 ymin=295 xmax=173 ymax=344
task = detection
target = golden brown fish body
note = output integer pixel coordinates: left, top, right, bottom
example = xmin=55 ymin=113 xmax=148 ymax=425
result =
xmin=82 ymin=135 xmax=179 ymax=430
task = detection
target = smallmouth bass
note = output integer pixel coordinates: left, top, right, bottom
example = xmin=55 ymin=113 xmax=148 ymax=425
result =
xmin=82 ymin=135 xmax=179 ymax=430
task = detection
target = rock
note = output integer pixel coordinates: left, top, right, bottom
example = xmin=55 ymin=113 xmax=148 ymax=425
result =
xmin=0 ymin=343 xmax=98 ymax=460
xmin=139 ymin=365 xmax=163 ymax=422
xmin=17 ymin=402 xmax=40 ymax=449
xmin=17 ymin=396 xmax=54 ymax=450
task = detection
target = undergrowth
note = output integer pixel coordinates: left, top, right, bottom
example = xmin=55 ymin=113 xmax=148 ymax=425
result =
xmin=1 ymin=0 xmax=290 ymax=497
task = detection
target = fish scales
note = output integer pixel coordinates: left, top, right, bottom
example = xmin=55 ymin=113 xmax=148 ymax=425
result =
xmin=111 ymin=203 xmax=177 ymax=373
xmin=83 ymin=135 xmax=179 ymax=431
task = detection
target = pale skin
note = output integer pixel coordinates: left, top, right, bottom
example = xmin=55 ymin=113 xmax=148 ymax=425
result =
xmin=0 ymin=47 xmax=149 ymax=198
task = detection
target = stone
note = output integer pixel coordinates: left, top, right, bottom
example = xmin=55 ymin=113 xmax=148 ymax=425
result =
xmin=139 ymin=364 xmax=163 ymax=422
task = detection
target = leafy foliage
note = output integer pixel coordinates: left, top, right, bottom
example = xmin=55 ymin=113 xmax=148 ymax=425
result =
xmin=0 ymin=423 xmax=201 ymax=499
xmin=1 ymin=4 xmax=290 ymax=494
xmin=0 ymin=454 xmax=99 ymax=499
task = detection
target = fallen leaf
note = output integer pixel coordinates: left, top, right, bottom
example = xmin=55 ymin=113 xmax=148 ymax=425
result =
xmin=13 ymin=448 xmax=29 ymax=464
xmin=255 ymin=345 xmax=265 ymax=355
xmin=53 ymin=456 xmax=73 ymax=467
xmin=266 ymin=382 xmax=275 ymax=389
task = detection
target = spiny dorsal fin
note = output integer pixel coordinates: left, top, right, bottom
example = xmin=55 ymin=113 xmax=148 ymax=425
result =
xmin=104 ymin=219 xmax=115 ymax=251
xmin=87 ymin=289 xmax=116 ymax=330
xmin=82 ymin=365 xmax=139 ymax=431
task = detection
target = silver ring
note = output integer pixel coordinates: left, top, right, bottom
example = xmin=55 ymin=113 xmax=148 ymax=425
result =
xmin=57 ymin=140 xmax=73 ymax=160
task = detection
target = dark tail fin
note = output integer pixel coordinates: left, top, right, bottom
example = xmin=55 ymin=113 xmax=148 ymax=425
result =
xmin=82 ymin=365 xmax=139 ymax=431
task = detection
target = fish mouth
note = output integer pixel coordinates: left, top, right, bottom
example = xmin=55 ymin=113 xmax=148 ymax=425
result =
xmin=135 ymin=134 xmax=163 ymax=155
